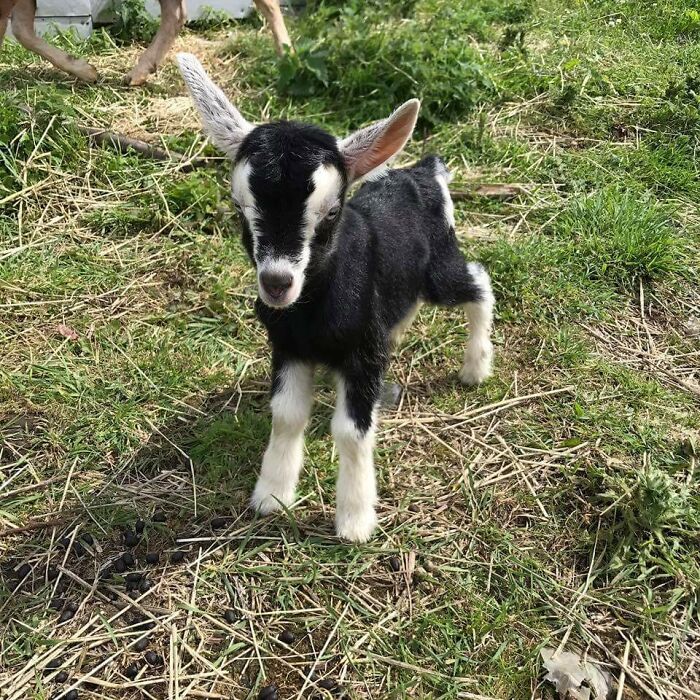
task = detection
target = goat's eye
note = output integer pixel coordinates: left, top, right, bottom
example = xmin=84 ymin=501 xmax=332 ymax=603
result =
xmin=325 ymin=204 xmax=341 ymax=220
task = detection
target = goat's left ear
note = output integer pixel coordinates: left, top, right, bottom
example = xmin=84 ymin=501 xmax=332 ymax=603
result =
xmin=338 ymin=99 xmax=420 ymax=182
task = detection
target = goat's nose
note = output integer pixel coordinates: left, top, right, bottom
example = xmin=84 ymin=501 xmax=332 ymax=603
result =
xmin=260 ymin=270 xmax=293 ymax=299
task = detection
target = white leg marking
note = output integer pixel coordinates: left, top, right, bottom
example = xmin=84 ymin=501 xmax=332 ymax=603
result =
xmin=332 ymin=379 xmax=378 ymax=543
xmin=459 ymin=262 xmax=495 ymax=386
xmin=435 ymin=166 xmax=455 ymax=228
xmin=251 ymin=362 xmax=314 ymax=514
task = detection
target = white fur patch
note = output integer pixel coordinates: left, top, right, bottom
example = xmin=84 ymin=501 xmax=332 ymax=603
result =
xmin=232 ymin=159 xmax=261 ymax=258
xmin=459 ymin=263 xmax=495 ymax=386
xmin=332 ymin=378 xmax=379 ymax=542
xmin=251 ymin=362 xmax=315 ymax=513
xmin=435 ymin=162 xmax=455 ymax=228
xmin=305 ymin=164 xmax=343 ymax=229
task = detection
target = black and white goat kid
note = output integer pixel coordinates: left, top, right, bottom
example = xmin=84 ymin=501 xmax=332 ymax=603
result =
xmin=177 ymin=54 xmax=495 ymax=543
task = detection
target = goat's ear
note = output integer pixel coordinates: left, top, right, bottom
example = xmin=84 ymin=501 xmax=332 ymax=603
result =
xmin=176 ymin=52 xmax=253 ymax=159
xmin=338 ymin=99 xmax=420 ymax=182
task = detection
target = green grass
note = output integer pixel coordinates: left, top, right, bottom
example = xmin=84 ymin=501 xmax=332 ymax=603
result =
xmin=1 ymin=0 xmax=699 ymax=698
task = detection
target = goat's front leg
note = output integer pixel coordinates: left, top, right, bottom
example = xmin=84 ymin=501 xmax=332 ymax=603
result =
xmin=252 ymin=0 xmax=292 ymax=55
xmin=251 ymin=359 xmax=314 ymax=514
xmin=332 ymin=366 xmax=383 ymax=543
xmin=9 ymin=0 xmax=97 ymax=81
xmin=123 ymin=0 xmax=185 ymax=86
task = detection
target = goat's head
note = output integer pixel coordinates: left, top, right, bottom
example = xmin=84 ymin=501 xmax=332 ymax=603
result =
xmin=177 ymin=53 xmax=419 ymax=309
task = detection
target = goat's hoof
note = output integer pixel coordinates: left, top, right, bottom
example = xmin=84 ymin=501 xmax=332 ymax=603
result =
xmin=459 ymin=363 xmax=491 ymax=386
xmin=123 ymin=66 xmax=154 ymax=87
xmin=70 ymin=60 xmax=98 ymax=82
xmin=459 ymin=343 xmax=493 ymax=386
xmin=335 ymin=508 xmax=377 ymax=543
xmin=250 ymin=485 xmax=293 ymax=515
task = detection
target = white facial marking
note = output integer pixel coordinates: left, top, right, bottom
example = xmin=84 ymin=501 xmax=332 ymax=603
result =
xmin=250 ymin=163 xmax=343 ymax=309
xmin=459 ymin=262 xmax=495 ymax=386
xmin=232 ymin=159 xmax=260 ymax=253
xmin=332 ymin=378 xmax=379 ymax=543
xmin=305 ymin=164 xmax=343 ymax=229
xmin=251 ymin=362 xmax=315 ymax=513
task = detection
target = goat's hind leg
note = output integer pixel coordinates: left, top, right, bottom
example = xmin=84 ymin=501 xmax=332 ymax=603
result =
xmin=459 ymin=262 xmax=495 ymax=385
xmin=9 ymin=0 xmax=97 ymax=81
xmin=425 ymin=253 xmax=495 ymax=386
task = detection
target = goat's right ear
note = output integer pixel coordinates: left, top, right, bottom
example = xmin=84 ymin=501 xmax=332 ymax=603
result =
xmin=176 ymin=53 xmax=253 ymax=159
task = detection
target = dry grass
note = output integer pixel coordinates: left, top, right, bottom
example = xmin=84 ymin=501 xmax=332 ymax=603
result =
xmin=2 ymin=3 xmax=700 ymax=699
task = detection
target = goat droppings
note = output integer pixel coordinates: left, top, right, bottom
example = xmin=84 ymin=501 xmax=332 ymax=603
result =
xmin=278 ymin=629 xmax=295 ymax=644
xmin=114 ymin=558 xmax=126 ymax=574
xmin=210 ymin=516 xmax=226 ymax=530
xmin=258 ymin=685 xmax=278 ymax=700
xmin=145 ymin=651 xmax=163 ymax=667
xmin=125 ymin=662 xmax=139 ymax=680
xmin=123 ymin=530 xmax=140 ymax=548
xmin=58 ymin=609 xmax=74 ymax=623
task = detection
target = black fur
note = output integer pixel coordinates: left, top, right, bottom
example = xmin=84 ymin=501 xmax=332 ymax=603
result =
xmin=236 ymin=122 xmax=347 ymax=265
xmin=235 ymin=121 xmax=482 ymax=434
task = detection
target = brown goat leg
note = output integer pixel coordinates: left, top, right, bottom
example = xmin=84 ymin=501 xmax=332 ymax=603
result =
xmin=0 ymin=0 xmax=18 ymax=45
xmin=123 ymin=0 xmax=185 ymax=86
xmin=253 ymin=0 xmax=292 ymax=55
xmin=10 ymin=0 xmax=97 ymax=81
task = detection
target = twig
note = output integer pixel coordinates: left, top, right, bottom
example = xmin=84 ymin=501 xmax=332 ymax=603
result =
xmin=450 ymin=183 xmax=527 ymax=201
xmin=0 ymin=514 xmax=74 ymax=538
xmin=0 ymin=475 xmax=65 ymax=500
xmin=79 ymin=127 xmax=209 ymax=171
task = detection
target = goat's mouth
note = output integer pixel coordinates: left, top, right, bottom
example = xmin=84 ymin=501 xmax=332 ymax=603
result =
xmin=258 ymin=284 xmax=300 ymax=309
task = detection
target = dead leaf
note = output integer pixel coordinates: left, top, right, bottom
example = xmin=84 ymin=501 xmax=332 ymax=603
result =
xmin=541 ymin=647 xmax=612 ymax=699
xmin=57 ymin=324 xmax=79 ymax=341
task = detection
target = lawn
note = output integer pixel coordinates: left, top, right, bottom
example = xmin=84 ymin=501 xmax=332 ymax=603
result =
xmin=1 ymin=0 xmax=699 ymax=698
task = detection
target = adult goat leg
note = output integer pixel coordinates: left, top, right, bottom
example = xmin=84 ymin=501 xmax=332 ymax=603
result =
xmin=10 ymin=0 xmax=97 ymax=81
xmin=252 ymin=0 xmax=292 ymax=55
xmin=123 ymin=0 xmax=185 ymax=86
xmin=0 ymin=0 xmax=17 ymax=45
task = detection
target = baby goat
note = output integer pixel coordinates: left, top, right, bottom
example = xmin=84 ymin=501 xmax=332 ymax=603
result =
xmin=177 ymin=53 xmax=495 ymax=543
